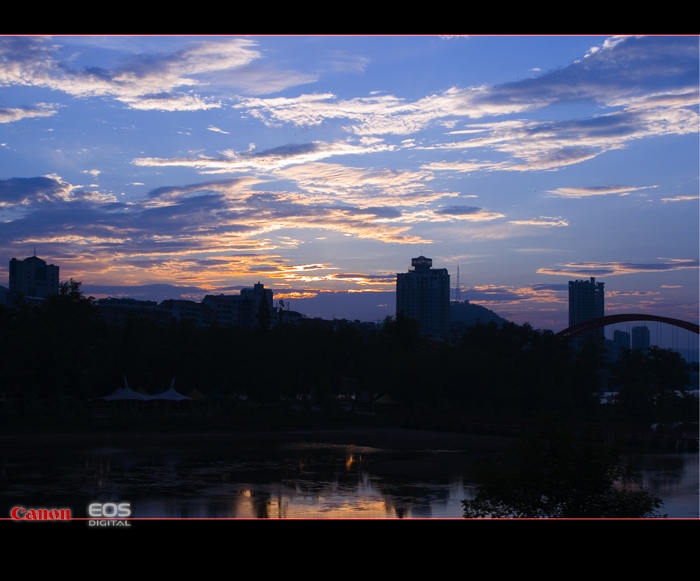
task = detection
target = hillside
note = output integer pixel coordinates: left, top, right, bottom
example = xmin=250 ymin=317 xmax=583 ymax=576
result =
xmin=450 ymin=300 xmax=508 ymax=329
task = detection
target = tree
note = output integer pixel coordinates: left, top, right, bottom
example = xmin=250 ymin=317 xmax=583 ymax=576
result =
xmin=58 ymin=278 xmax=90 ymax=301
xmin=462 ymin=419 xmax=664 ymax=518
xmin=611 ymin=346 xmax=690 ymax=424
xmin=256 ymin=292 xmax=271 ymax=331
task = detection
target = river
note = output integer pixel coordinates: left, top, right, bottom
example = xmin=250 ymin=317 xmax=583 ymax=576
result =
xmin=1 ymin=429 xmax=697 ymax=519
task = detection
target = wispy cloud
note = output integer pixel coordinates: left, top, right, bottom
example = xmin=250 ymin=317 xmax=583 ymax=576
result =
xmin=0 ymin=37 xmax=314 ymax=112
xmin=428 ymin=206 xmax=505 ymax=221
xmin=537 ymin=259 xmax=699 ymax=277
xmin=133 ymin=141 xmax=395 ymax=173
xmin=277 ymin=162 xmax=456 ymax=208
xmin=0 ymin=104 xmax=58 ymax=123
xmin=418 ymin=103 xmax=697 ymax=172
xmin=465 ymin=283 xmax=567 ymax=305
xmin=242 ymin=37 xmax=697 ymax=128
xmin=207 ymin=126 xmax=230 ymax=134
xmin=324 ymin=51 xmax=370 ymax=74
xmin=547 ymin=185 xmax=651 ymax=198
xmin=507 ymin=217 xmax=568 ymax=227
xmin=233 ymin=36 xmax=697 ymax=171
xmin=661 ymin=194 xmax=698 ymax=202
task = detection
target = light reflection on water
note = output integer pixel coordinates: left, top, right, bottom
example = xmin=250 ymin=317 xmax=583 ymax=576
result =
xmin=1 ymin=438 xmax=696 ymax=519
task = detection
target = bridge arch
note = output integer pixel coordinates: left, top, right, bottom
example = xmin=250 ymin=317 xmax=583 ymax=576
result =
xmin=555 ymin=314 xmax=699 ymax=340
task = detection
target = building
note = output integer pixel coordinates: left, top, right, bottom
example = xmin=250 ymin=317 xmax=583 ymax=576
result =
xmin=568 ymin=276 xmax=604 ymax=347
xmin=611 ymin=329 xmax=630 ymax=362
xmin=396 ymin=256 xmax=450 ymax=337
xmin=8 ymin=254 xmax=59 ymax=301
xmin=201 ymin=282 xmax=274 ymax=329
xmin=159 ymin=299 xmax=215 ymax=327
xmin=631 ymin=326 xmax=651 ymax=354
xmin=96 ymin=297 xmax=171 ymax=326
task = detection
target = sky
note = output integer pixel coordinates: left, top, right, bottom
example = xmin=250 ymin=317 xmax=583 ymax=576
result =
xmin=0 ymin=35 xmax=698 ymax=333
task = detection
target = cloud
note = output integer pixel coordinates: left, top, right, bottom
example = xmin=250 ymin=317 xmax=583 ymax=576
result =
xmin=133 ymin=141 xmax=395 ymax=173
xmin=207 ymin=126 xmax=230 ymax=134
xmin=0 ymin=176 xmax=75 ymax=207
xmin=0 ymin=37 xmax=311 ymax=112
xmin=266 ymin=267 xmax=396 ymax=287
xmin=547 ymin=185 xmax=649 ymax=198
xmin=238 ymin=37 xmax=697 ymax=132
xmin=464 ymin=284 xmax=567 ymax=305
xmin=507 ymin=217 xmax=568 ymax=227
xmin=661 ymin=195 xmax=698 ymax=202
xmin=330 ymin=272 xmax=395 ymax=286
xmin=430 ymin=206 xmax=505 ymax=221
xmin=233 ymin=36 xmax=697 ymax=171
xmin=419 ymin=103 xmax=697 ymax=172
xmin=537 ymin=259 xmax=699 ymax=277
xmin=0 ymin=104 xmax=58 ymax=124
xmin=606 ymin=290 xmax=661 ymax=297
xmin=235 ymin=86 xmax=542 ymax=136
xmin=277 ymin=162 xmax=456 ymax=208
xmin=324 ymin=51 xmax=370 ymax=74
xmin=422 ymin=159 xmax=510 ymax=173
xmin=125 ymin=93 xmax=221 ymax=111
xmin=0 ymin=175 xmax=433 ymax=288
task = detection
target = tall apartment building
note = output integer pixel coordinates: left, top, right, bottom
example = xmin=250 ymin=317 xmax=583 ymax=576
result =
xmin=568 ymin=276 xmax=604 ymax=346
xmin=612 ymin=329 xmax=631 ymax=361
xmin=396 ymin=256 xmax=450 ymax=337
xmin=631 ymin=326 xmax=651 ymax=354
xmin=8 ymin=255 xmax=59 ymax=300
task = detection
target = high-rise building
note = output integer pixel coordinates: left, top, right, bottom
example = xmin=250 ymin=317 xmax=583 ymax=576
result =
xmin=631 ymin=326 xmax=651 ymax=354
xmin=396 ymin=256 xmax=450 ymax=336
xmin=8 ymin=254 xmax=59 ymax=300
xmin=568 ymin=276 xmax=604 ymax=346
xmin=612 ymin=329 xmax=631 ymax=361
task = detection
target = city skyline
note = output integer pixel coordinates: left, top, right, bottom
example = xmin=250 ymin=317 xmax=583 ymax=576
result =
xmin=0 ymin=36 xmax=698 ymax=331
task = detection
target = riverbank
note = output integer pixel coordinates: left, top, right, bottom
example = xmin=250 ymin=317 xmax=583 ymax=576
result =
xmin=0 ymin=426 xmax=516 ymax=481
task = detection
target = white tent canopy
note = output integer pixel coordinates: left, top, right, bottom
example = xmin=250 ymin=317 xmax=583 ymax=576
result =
xmin=96 ymin=377 xmax=194 ymax=402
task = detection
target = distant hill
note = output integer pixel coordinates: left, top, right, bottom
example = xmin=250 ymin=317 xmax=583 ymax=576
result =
xmin=450 ymin=300 xmax=508 ymax=329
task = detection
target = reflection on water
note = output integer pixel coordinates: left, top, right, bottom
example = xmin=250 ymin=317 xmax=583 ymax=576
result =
xmin=632 ymin=453 xmax=699 ymax=518
xmin=1 ymin=438 xmax=696 ymax=518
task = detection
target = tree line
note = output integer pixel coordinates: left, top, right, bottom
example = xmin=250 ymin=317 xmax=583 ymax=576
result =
xmin=0 ymin=280 xmax=696 ymax=427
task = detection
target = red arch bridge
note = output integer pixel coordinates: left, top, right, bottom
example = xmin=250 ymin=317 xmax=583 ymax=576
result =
xmin=555 ymin=314 xmax=699 ymax=340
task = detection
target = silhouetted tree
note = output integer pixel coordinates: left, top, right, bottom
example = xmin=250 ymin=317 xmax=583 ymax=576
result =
xmin=257 ymin=293 xmax=271 ymax=331
xmin=611 ymin=346 xmax=690 ymax=424
xmin=463 ymin=419 xmax=664 ymax=518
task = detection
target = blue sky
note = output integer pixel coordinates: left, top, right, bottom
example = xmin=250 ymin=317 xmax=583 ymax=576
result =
xmin=0 ymin=35 xmax=698 ymax=331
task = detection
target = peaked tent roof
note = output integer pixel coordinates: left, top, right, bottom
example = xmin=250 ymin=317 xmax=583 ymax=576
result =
xmin=150 ymin=387 xmax=193 ymax=401
xmin=148 ymin=378 xmax=193 ymax=401
xmin=99 ymin=386 xmax=152 ymax=401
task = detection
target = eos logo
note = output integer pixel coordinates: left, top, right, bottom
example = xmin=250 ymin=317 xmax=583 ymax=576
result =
xmin=88 ymin=502 xmax=132 ymax=518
